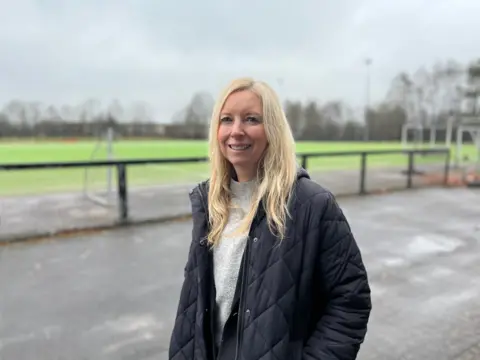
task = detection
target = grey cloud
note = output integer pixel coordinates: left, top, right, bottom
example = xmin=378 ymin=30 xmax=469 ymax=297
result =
xmin=1 ymin=0 xmax=479 ymax=121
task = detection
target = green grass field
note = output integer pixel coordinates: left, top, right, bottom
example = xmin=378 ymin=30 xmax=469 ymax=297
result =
xmin=0 ymin=139 xmax=475 ymax=196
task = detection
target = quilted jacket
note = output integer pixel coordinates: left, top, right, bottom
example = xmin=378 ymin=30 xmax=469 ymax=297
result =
xmin=169 ymin=168 xmax=372 ymax=360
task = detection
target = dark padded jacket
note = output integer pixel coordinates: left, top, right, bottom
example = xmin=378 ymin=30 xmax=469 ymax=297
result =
xmin=169 ymin=168 xmax=372 ymax=360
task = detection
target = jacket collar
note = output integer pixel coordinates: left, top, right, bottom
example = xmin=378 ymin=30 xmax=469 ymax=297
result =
xmin=190 ymin=167 xmax=310 ymax=219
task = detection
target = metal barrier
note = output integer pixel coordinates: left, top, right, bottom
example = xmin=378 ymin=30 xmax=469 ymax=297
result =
xmin=0 ymin=147 xmax=451 ymax=226
xmin=297 ymin=147 xmax=451 ymax=195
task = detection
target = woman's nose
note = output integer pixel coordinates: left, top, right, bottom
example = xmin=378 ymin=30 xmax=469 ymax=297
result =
xmin=231 ymin=119 xmax=245 ymax=135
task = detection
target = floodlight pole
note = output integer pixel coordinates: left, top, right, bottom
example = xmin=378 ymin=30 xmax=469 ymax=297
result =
xmin=364 ymin=58 xmax=372 ymax=142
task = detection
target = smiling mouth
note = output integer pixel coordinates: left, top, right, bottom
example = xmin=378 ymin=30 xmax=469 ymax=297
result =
xmin=228 ymin=144 xmax=251 ymax=151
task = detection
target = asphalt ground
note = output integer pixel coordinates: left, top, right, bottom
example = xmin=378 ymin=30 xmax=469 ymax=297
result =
xmin=1 ymin=187 xmax=479 ymax=359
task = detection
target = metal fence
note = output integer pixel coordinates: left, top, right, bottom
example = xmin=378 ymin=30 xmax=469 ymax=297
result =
xmin=0 ymin=147 xmax=451 ymax=241
xmin=298 ymin=147 xmax=451 ymax=195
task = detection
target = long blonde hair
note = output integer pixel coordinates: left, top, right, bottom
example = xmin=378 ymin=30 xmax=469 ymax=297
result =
xmin=206 ymin=77 xmax=298 ymax=246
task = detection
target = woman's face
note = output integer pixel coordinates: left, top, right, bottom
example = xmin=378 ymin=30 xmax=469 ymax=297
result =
xmin=217 ymin=89 xmax=268 ymax=182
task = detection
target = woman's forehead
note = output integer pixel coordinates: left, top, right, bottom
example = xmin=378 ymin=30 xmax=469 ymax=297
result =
xmin=221 ymin=90 xmax=262 ymax=113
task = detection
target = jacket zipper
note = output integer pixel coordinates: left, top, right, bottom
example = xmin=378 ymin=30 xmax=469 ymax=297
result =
xmin=234 ymin=236 xmax=251 ymax=360
xmin=234 ymin=213 xmax=259 ymax=360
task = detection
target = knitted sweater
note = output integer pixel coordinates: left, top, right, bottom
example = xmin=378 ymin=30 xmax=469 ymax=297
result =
xmin=212 ymin=178 xmax=256 ymax=346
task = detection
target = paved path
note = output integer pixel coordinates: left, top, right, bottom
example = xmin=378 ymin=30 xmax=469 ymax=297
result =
xmin=1 ymin=187 xmax=479 ymax=359
xmin=0 ymin=164 xmax=449 ymax=242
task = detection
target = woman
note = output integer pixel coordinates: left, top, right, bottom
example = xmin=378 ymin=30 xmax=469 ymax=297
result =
xmin=169 ymin=77 xmax=371 ymax=360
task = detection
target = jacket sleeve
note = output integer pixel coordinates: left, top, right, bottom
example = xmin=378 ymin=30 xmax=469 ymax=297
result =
xmin=168 ymin=209 xmax=201 ymax=359
xmin=302 ymin=192 xmax=372 ymax=360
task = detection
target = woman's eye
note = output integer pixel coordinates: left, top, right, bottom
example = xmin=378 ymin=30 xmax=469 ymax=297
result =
xmin=246 ymin=116 xmax=260 ymax=123
xmin=220 ymin=116 xmax=232 ymax=122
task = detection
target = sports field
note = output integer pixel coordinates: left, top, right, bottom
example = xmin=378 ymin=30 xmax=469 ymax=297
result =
xmin=0 ymin=139 xmax=473 ymax=196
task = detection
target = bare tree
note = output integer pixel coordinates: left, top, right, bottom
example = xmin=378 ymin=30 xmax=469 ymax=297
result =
xmin=3 ymin=100 xmax=26 ymax=127
xmin=170 ymin=91 xmax=214 ymax=138
xmin=284 ymin=100 xmax=303 ymax=139
xmin=108 ymin=99 xmax=125 ymax=123
xmin=387 ymin=60 xmax=464 ymax=127
xmin=301 ymin=101 xmax=324 ymax=140
xmin=131 ymin=100 xmax=154 ymax=123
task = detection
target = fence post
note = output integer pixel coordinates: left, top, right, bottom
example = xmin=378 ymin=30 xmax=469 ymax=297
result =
xmin=117 ymin=164 xmax=128 ymax=223
xmin=407 ymin=151 xmax=414 ymax=189
xmin=359 ymin=152 xmax=367 ymax=195
xmin=443 ymin=149 xmax=451 ymax=186
xmin=301 ymin=155 xmax=308 ymax=169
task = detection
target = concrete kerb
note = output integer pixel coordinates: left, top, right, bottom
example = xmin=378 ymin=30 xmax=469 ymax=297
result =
xmin=0 ymin=213 xmax=193 ymax=246
xmin=0 ymin=183 xmax=459 ymax=245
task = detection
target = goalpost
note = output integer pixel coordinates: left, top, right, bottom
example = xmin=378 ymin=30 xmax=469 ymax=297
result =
xmin=83 ymin=123 xmax=117 ymax=206
xmin=401 ymin=117 xmax=454 ymax=149
xmin=456 ymin=119 xmax=480 ymax=163
xmin=454 ymin=59 xmax=480 ymax=186
xmin=455 ymin=114 xmax=480 ymax=187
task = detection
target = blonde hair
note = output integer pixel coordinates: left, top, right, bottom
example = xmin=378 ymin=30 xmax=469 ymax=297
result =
xmin=207 ymin=77 xmax=298 ymax=246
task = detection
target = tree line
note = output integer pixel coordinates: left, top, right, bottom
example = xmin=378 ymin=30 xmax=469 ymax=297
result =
xmin=0 ymin=58 xmax=478 ymax=142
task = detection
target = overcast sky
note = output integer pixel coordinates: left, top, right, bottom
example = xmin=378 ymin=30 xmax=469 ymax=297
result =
xmin=1 ymin=0 xmax=479 ymax=122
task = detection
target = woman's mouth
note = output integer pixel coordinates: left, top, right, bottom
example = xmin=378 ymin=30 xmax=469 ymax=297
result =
xmin=228 ymin=144 xmax=252 ymax=151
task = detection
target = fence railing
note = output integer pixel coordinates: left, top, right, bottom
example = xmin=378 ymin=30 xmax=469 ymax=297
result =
xmin=297 ymin=147 xmax=451 ymax=195
xmin=0 ymin=147 xmax=451 ymax=227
